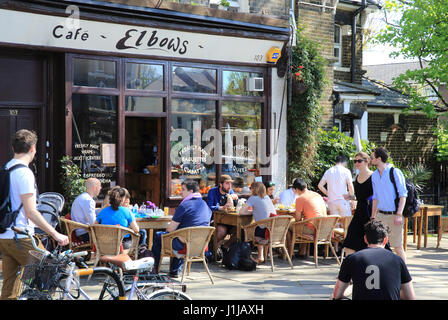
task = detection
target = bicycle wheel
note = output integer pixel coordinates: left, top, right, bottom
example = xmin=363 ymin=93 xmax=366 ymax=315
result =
xmin=146 ymin=288 xmax=191 ymax=300
xmin=54 ymin=267 xmax=126 ymax=300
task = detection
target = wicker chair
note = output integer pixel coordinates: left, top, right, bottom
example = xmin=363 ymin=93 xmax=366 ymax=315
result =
xmin=90 ymin=224 xmax=140 ymax=273
xmin=243 ymin=215 xmax=294 ymax=272
xmin=332 ymin=216 xmax=353 ymax=262
xmin=60 ymin=217 xmax=93 ymax=254
xmin=158 ymin=226 xmax=215 ymax=284
xmin=289 ymin=216 xmax=341 ymax=267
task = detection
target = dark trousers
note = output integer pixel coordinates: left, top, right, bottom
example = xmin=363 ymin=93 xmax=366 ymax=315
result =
xmin=152 ymin=231 xmax=184 ymax=274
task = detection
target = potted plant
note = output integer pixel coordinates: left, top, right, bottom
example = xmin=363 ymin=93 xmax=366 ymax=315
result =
xmin=290 ymin=64 xmax=308 ymax=95
xmin=60 ymin=155 xmax=86 ymax=214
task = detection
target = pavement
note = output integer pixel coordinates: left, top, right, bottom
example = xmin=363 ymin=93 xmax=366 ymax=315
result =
xmin=169 ymin=234 xmax=448 ymax=300
xmin=1 ymin=233 xmax=447 ymax=301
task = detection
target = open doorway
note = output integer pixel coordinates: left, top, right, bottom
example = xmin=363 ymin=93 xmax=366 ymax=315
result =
xmin=125 ymin=117 xmax=162 ymax=207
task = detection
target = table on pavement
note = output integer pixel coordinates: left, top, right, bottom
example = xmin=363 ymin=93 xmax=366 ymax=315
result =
xmin=403 ymin=204 xmax=444 ymax=251
xmin=212 ymin=210 xmax=253 ymax=255
xmin=136 ymin=215 xmax=172 ymax=249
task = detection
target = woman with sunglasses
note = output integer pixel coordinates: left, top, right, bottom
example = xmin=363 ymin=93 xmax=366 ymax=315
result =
xmin=342 ymin=152 xmax=373 ymax=256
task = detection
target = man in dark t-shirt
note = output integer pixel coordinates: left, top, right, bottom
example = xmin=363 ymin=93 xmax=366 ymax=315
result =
xmin=152 ymin=179 xmax=211 ymax=277
xmin=332 ymin=220 xmax=415 ymax=300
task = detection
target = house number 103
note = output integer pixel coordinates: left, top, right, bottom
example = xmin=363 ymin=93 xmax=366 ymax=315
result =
xmin=254 ymin=54 xmax=263 ymax=62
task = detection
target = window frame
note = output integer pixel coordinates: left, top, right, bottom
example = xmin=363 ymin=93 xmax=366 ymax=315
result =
xmin=334 ymin=24 xmax=342 ymax=67
xmin=66 ymin=53 xmax=270 ymax=204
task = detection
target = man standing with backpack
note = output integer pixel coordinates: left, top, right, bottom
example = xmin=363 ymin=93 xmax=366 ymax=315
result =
xmin=0 ymin=129 xmax=68 ymax=300
xmin=370 ymin=147 xmax=408 ymax=263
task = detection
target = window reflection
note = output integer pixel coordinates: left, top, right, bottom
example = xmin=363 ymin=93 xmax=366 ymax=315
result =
xmin=73 ymin=58 xmax=116 ymax=88
xmin=172 ymin=66 xmax=216 ymax=93
xmin=223 ymin=70 xmax=263 ymax=96
xmin=72 ymin=94 xmax=118 ymax=198
xmin=125 ymin=96 xmax=164 ymax=113
xmin=170 ymin=99 xmax=217 ymax=197
xmin=222 ymin=102 xmax=262 ymax=194
xmin=126 ymin=63 xmax=164 ymax=91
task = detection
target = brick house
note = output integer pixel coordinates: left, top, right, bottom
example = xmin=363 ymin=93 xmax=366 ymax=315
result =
xmin=296 ymin=0 xmax=437 ymax=171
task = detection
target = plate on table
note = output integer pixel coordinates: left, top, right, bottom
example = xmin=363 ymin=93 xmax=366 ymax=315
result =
xmin=150 ymin=215 xmax=161 ymax=219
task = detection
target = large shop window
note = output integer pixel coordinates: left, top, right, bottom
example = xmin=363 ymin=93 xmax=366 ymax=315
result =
xmin=170 ymin=99 xmax=216 ymax=197
xmin=222 ymin=102 xmax=262 ymax=194
xmin=72 ymin=94 xmax=118 ymax=197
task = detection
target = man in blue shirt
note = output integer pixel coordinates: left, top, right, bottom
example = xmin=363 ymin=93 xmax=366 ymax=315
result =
xmin=206 ymin=175 xmax=238 ymax=249
xmin=370 ymin=147 xmax=408 ymax=263
xmin=152 ymin=179 xmax=211 ymax=277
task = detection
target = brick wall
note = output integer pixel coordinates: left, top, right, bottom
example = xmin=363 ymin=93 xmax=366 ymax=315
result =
xmin=296 ymin=3 xmax=335 ymax=129
xmin=368 ymin=113 xmax=436 ymax=167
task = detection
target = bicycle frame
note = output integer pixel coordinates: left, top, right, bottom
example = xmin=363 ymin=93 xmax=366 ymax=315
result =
xmin=14 ymin=227 xmax=126 ymax=300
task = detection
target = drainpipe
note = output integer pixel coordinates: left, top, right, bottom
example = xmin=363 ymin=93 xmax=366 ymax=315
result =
xmin=351 ymin=0 xmax=367 ymax=83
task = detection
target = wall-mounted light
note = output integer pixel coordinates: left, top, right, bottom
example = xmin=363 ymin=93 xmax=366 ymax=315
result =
xmin=405 ymin=132 xmax=413 ymax=142
xmin=380 ymin=132 xmax=388 ymax=142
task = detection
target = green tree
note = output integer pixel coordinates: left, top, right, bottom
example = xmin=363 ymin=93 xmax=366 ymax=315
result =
xmin=374 ymin=0 xmax=448 ymax=117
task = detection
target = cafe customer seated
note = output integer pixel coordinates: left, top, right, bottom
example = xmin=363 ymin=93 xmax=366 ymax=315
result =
xmin=239 ymin=182 xmax=277 ymax=264
xmin=206 ymin=175 xmax=239 ymax=249
xmin=96 ymin=187 xmax=147 ymax=249
xmin=291 ymin=178 xmax=327 ymax=257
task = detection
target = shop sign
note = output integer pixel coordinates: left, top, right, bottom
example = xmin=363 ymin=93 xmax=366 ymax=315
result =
xmin=0 ymin=9 xmax=284 ymax=64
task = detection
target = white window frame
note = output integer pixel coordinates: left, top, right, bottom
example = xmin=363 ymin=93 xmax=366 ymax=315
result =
xmin=334 ymin=24 xmax=342 ymax=67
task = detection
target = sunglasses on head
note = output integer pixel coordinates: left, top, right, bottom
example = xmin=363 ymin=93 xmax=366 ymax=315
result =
xmin=353 ymin=159 xmax=365 ymax=163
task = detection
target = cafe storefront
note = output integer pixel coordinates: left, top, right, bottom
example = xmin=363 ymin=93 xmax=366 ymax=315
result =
xmin=0 ymin=0 xmax=290 ymax=208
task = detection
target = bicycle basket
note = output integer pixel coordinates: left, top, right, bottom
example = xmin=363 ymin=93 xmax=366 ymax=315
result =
xmin=20 ymin=263 xmax=61 ymax=291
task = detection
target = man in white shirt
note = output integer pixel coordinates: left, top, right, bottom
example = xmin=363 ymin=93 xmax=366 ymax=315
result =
xmin=278 ymin=179 xmax=301 ymax=207
xmin=0 ymin=129 xmax=68 ymax=300
xmin=70 ymin=178 xmax=102 ymax=242
xmin=318 ymin=155 xmax=355 ymax=216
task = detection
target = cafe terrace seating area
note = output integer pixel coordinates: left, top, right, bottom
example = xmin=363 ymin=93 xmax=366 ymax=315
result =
xmin=56 ymin=203 xmax=448 ymax=285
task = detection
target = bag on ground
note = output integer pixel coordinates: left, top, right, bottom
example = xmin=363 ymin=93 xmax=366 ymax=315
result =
xmin=222 ymin=241 xmax=256 ymax=271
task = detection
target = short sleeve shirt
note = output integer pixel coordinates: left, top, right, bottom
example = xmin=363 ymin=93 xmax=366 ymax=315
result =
xmin=0 ymin=159 xmax=36 ymax=239
xmin=246 ymin=195 xmax=276 ymax=222
xmin=320 ymin=165 xmax=352 ymax=203
xmin=96 ymin=206 xmax=135 ymax=238
xmin=338 ymin=247 xmax=412 ymax=300
xmin=172 ymin=198 xmax=212 ymax=229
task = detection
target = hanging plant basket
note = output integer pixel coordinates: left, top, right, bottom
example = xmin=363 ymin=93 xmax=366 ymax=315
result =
xmin=292 ymin=79 xmax=308 ymax=96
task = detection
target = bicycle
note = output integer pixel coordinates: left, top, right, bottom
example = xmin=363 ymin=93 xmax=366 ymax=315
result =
xmin=100 ymin=253 xmax=191 ymax=300
xmin=13 ymin=227 xmax=126 ymax=300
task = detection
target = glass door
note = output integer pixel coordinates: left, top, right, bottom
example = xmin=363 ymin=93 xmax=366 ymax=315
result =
xmin=124 ymin=117 xmax=162 ymax=207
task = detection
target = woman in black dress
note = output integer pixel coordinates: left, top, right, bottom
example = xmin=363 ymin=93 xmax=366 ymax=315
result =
xmin=343 ymin=152 xmax=373 ymax=256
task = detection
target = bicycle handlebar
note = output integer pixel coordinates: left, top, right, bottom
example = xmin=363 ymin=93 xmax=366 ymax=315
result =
xmin=12 ymin=226 xmax=88 ymax=261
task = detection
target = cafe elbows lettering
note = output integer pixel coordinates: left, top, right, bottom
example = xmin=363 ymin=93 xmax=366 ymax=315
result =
xmin=51 ymin=25 xmax=189 ymax=55
xmin=116 ymin=29 xmax=189 ymax=54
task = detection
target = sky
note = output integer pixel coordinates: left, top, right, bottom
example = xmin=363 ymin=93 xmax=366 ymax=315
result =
xmin=363 ymin=44 xmax=415 ymax=66
xmin=362 ymin=7 xmax=415 ymax=66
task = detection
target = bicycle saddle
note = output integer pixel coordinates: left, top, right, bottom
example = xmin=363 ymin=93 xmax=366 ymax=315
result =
xmin=100 ymin=253 xmax=154 ymax=272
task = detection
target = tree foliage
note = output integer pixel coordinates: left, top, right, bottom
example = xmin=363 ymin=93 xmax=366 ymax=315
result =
xmin=374 ymin=0 xmax=448 ymax=116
